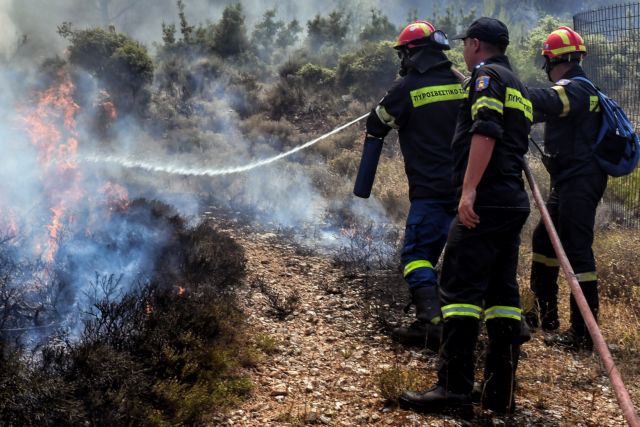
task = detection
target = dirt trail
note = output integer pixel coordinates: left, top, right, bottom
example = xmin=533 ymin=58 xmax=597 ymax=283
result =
xmin=211 ymin=219 xmax=630 ymax=426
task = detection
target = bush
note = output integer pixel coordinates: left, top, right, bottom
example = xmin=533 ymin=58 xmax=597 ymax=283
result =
xmin=261 ymin=78 xmax=305 ymax=120
xmin=295 ymin=63 xmax=336 ymax=87
xmin=0 ymin=199 xmax=252 ymax=425
xmin=335 ymin=41 xmax=398 ymax=100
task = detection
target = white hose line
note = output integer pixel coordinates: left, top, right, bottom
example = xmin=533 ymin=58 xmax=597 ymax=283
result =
xmin=83 ymin=113 xmax=370 ymax=177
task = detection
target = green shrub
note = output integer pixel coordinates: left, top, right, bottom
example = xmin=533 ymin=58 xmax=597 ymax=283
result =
xmin=295 ymin=63 xmax=336 ymax=87
xmin=335 ymin=41 xmax=398 ymax=100
xmin=58 ymin=23 xmax=153 ymax=114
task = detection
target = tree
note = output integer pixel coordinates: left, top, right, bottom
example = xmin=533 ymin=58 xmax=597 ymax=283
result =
xmin=58 ymin=23 xmax=154 ymax=114
xmin=510 ymin=15 xmax=565 ymax=86
xmin=306 ymin=11 xmax=349 ymax=50
xmin=275 ymin=19 xmax=302 ymax=50
xmin=213 ymin=3 xmax=249 ymax=58
xmin=359 ymin=9 xmax=397 ymax=43
xmin=251 ymin=9 xmax=284 ymax=61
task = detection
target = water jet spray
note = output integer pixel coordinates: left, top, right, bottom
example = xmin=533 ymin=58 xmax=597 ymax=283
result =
xmin=83 ymin=113 xmax=370 ymax=176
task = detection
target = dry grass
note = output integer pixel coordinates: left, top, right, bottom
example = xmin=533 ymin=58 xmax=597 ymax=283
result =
xmin=377 ymin=366 xmax=429 ymax=402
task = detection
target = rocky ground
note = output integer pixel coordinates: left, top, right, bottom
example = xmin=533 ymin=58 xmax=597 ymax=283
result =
xmin=205 ymin=209 xmax=635 ymax=426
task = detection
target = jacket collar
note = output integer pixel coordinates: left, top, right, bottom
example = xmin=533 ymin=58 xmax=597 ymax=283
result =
xmin=476 ymin=54 xmax=512 ymax=70
xmin=561 ymin=64 xmax=586 ymax=79
xmin=408 ymin=49 xmax=452 ymax=74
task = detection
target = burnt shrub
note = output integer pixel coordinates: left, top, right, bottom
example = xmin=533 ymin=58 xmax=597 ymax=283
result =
xmin=262 ymin=77 xmax=305 ymax=120
xmin=0 ymin=199 xmax=252 ymax=426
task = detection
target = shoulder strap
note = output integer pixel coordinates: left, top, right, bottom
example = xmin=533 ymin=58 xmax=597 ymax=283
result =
xmin=570 ymin=76 xmax=598 ymax=91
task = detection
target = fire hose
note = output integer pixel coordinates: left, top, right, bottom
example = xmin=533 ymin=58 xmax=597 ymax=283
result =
xmin=524 ymin=158 xmax=640 ymax=427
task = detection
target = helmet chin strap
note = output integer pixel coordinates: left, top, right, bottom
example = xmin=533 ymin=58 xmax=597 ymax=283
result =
xmin=544 ymin=58 xmax=556 ymax=82
xmin=544 ymin=54 xmax=584 ymax=82
xmin=398 ymin=48 xmax=410 ymax=76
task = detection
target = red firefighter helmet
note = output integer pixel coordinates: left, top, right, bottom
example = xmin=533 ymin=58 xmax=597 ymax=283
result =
xmin=541 ymin=26 xmax=587 ymax=59
xmin=394 ymin=20 xmax=449 ymax=50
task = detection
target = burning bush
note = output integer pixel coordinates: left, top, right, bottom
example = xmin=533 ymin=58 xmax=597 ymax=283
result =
xmin=0 ymin=199 xmax=253 ymax=426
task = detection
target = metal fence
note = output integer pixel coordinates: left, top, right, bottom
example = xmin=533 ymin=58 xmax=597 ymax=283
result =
xmin=574 ymin=3 xmax=640 ymax=228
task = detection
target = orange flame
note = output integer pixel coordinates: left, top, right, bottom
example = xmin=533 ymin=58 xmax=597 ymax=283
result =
xmin=45 ymin=207 xmax=64 ymax=264
xmin=100 ymin=182 xmax=130 ymax=211
xmin=21 ymin=71 xmax=82 ymax=264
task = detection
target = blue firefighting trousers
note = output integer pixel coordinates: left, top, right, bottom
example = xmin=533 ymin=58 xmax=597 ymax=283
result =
xmin=401 ymin=198 xmax=457 ymax=291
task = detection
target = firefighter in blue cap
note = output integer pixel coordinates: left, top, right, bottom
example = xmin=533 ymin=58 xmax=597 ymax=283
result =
xmin=353 ymin=20 xmax=465 ymax=351
xmin=400 ymin=17 xmax=532 ymax=414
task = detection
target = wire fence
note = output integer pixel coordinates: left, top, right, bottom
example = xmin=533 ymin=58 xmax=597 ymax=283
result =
xmin=574 ymin=3 xmax=640 ymax=228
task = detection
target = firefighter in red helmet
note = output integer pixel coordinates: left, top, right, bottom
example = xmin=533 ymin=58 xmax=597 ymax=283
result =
xmin=525 ymin=27 xmax=607 ymax=352
xmin=354 ymin=21 xmax=465 ymax=351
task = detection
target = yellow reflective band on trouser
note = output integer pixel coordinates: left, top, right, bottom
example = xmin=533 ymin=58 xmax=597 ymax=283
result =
xmin=552 ymin=85 xmax=571 ymax=117
xmin=409 ymin=83 xmax=466 ymax=108
xmin=471 ymin=96 xmax=504 ymax=119
xmin=589 ymin=95 xmax=600 ymax=112
xmin=442 ymin=304 xmax=483 ymax=319
xmin=532 ymin=252 xmax=560 ymax=267
xmin=575 ymin=271 xmax=597 ymax=282
xmin=484 ymin=305 xmax=522 ymax=321
xmin=505 ymin=87 xmax=533 ymax=122
xmin=403 ymin=259 xmax=434 ymax=277
xmin=375 ymin=105 xmax=399 ymax=129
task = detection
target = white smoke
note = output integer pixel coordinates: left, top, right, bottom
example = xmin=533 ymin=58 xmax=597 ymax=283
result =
xmin=0 ymin=0 xmax=19 ymax=60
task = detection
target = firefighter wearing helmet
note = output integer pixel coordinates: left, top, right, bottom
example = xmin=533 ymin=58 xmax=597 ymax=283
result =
xmin=353 ymin=21 xmax=465 ymax=351
xmin=525 ymin=27 xmax=607 ymax=351
xmin=400 ymin=17 xmax=532 ymax=414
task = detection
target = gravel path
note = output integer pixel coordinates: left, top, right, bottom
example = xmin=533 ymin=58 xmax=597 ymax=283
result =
xmin=207 ymin=218 xmax=633 ymax=426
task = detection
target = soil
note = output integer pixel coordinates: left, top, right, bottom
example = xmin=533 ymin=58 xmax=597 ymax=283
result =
xmin=204 ymin=208 xmax=634 ymax=427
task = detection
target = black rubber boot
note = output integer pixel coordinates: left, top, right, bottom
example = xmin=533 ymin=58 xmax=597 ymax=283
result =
xmin=391 ymin=321 xmax=442 ymax=351
xmin=525 ymin=296 xmax=560 ymax=331
xmin=544 ymin=329 xmax=593 ymax=352
xmin=399 ymin=318 xmax=478 ymax=414
xmin=570 ymin=280 xmax=598 ymax=349
xmin=544 ymin=280 xmax=600 ymax=352
xmin=399 ymin=385 xmax=472 ymax=412
xmin=539 ymin=298 xmax=560 ymax=331
xmin=437 ymin=317 xmax=479 ymax=395
xmin=546 ymin=280 xmax=598 ymax=352
xmin=519 ymin=317 xmax=531 ymax=344
xmin=482 ymin=319 xmax=520 ymax=414
xmin=392 ymin=286 xmax=441 ymax=350
xmin=529 ymin=260 xmax=560 ymax=331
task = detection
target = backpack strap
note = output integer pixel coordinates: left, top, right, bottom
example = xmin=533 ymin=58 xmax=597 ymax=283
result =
xmin=570 ymin=76 xmax=598 ymax=91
